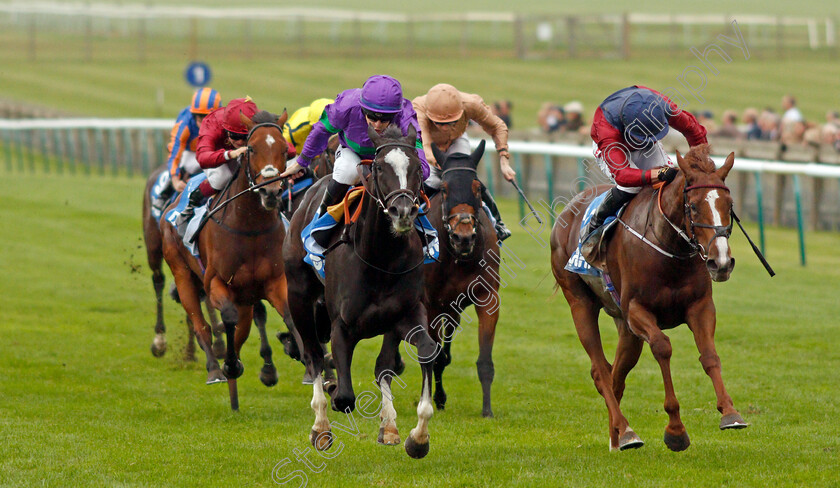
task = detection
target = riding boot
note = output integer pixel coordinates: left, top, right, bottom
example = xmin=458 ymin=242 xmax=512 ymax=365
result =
xmin=422 ymin=182 xmax=440 ymax=199
xmin=583 ymin=187 xmax=635 ymax=239
xmin=174 ymin=185 xmax=205 ymax=237
xmin=480 ymin=183 xmax=511 ymax=241
xmin=313 ymin=180 xmax=351 ymax=248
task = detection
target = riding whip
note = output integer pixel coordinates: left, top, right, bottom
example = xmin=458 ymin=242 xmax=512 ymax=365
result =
xmin=731 ymin=210 xmax=775 ymax=277
xmin=509 ymin=179 xmax=543 ymax=224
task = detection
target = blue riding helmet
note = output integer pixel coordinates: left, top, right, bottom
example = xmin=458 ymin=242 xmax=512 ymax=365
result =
xmin=620 ymin=91 xmax=670 ymax=147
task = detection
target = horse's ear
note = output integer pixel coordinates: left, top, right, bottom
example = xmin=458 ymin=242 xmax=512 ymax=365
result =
xmin=716 ymin=152 xmax=735 ymax=180
xmin=430 ymin=143 xmax=446 ymax=169
xmin=404 ymin=125 xmax=417 ymax=147
xmin=471 ymin=140 xmax=486 ymax=169
xmin=675 ymin=149 xmax=690 ymax=174
xmin=367 ymin=124 xmax=382 ymax=148
xmin=239 ymin=111 xmax=255 ymax=131
xmin=277 ymin=109 xmax=288 ymax=127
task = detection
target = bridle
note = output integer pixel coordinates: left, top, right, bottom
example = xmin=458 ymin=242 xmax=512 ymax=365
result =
xmin=439 ymin=165 xmax=481 ymax=258
xmin=359 ymin=142 xmax=424 ymax=212
xmin=241 ymin=122 xmax=286 ymax=190
xmin=657 ymin=182 xmax=733 ymax=260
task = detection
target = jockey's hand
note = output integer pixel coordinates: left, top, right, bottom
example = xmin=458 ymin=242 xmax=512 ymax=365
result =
xmin=172 ymin=174 xmax=186 ymax=193
xmin=280 ymin=159 xmax=303 ymax=178
xmin=228 ymin=146 xmax=249 ymax=160
xmin=657 ymin=166 xmax=678 ymax=183
xmin=500 ymin=155 xmax=516 ymax=181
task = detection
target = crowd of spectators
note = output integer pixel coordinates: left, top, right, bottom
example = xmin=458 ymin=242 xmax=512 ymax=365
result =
xmin=536 ymin=101 xmax=589 ymax=135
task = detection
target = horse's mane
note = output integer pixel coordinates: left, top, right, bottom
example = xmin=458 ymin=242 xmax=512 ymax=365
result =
xmin=683 ymin=143 xmax=716 ymax=173
xmin=380 ymin=125 xmax=403 ymax=141
xmin=251 ymin=110 xmax=278 ymax=125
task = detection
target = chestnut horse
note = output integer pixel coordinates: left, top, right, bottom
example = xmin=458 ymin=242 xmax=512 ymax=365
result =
xmin=142 ymin=165 xmax=225 ymax=360
xmin=550 ymin=145 xmax=747 ymax=451
xmin=424 ymin=141 xmax=500 ymax=418
xmin=161 ymin=110 xmax=291 ymax=409
xmin=284 ymin=125 xmax=438 ymax=459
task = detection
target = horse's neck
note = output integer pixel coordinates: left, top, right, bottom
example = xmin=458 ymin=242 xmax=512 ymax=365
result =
xmin=650 ymin=176 xmax=688 ymax=249
xmin=226 ymin=169 xmax=274 ymax=224
xmin=356 ymin=193 xmax=419 ymax=267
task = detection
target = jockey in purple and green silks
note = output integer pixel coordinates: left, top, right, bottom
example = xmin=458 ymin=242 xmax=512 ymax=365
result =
xmin=281 ymin=75 xmax=429 ymax=217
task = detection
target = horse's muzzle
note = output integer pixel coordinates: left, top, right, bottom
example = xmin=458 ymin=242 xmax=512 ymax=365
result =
xmin=258 ymin=187 xmax=281 ymax=210
xmin=449 ymin=230 xmax=476 ymax=257
xmin=387 ymin=201 xmax=418 ymax=234
xmin=706 ymin=256 xmax=735 ymax=282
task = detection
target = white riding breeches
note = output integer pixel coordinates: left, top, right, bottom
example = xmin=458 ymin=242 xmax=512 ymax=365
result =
xmin=331 ymin=145 xmax=363 ymax=186
xmin=205 ymin=160 xmax=236 ymax=191
xmin=180 ymin=150 xmax=201 ymax=176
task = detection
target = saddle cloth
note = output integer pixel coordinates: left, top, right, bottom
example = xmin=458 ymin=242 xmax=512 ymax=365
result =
xmin=163 ymin=173 xmax=210 ymax=259
xmin=565 ymin=190 xmax=619 ymax=277
xmin=301 ymin=188 xmax=439 ymax=281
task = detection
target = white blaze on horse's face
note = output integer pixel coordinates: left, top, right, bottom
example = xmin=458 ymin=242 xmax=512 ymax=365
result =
xmin=265 ymin=133 xmax=276 ymax=147
xmin=704 ymin=189 xmax=731 ymax=260
xmin=384 ymin=148 xmax=410 ymax=189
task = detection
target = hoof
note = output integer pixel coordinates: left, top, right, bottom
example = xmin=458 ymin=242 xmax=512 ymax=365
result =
xmin=183 ymin=346 xmax=196 ymax=362
xmin=720 ymin=413 xmax=749 ymax=430
xmin=212 ymin=340 xmax=226 ymax=360
xmin=151 ymin=334 xmax=167 ymax=357
xmin=310 ymin=429 xmax=333 ymax=451
xmin=222 ymin=359 xmax=244 ymax=380
xmin=405 ymin=433 xmax=430 ymax=459
xmin=301 ymin=370 xmax=315 ymax=385
xmin=324 ymin=379 xmax=338 ymax=397
xmin=260 ymin=364 xmax=279 ymax=387
xmin=378 ymin=426 xmax=401 ymax=446
xmin=482 ymin=408 xmax=494 ymax=418
xmin=206 ymin=369 xmax=227 ymax=385
xmin=433 ymin=391 xmax=446 ymax=411
xmin=663 ymin=430 xmax=691 ymax=452
xmin=618 ymin=429 xmax=644 ymax=451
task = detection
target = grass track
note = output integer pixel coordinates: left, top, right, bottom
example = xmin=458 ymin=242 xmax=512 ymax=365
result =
xmin=1 ymin=169 xmax=838 ymax=487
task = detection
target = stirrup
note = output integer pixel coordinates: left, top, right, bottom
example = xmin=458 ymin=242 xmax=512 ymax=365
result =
xmin=495 ymin=222 xmax=512 ymax=241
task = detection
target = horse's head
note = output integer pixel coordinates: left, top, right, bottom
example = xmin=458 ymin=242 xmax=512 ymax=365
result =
xmin=240 ymin=110 xmax=290 ymax=211
xmin=366 ymin=124 xmax=423 ymax=235
xmin=432 ymin=140 xmax=486 ymax=258
xmin=675 ymin=145 xmax=736 ymax=282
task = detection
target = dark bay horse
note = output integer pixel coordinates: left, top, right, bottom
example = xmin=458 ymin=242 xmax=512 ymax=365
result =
xmin=424 ymin=141 xmax=501 ymax=418
xmin=284 ymin=125 xmax=438 ymax=459
xmin=550 ymin=145 xmax=747 ymax=451
xmin=161 ymin=110 xmax=291 ymax=409
xmin=142 ymin=165 xmax=225 ymax=360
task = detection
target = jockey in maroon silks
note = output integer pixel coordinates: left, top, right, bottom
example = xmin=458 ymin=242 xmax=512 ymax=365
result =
xmin=175 ymin=97 xmax=295 ymax=226
xmin=280 ymin=75 xmax=428 ymax=219
xmin=584 ymin=85 xmax=708 ymax=238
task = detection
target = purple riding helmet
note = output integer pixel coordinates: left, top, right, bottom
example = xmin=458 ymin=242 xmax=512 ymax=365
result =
xmin=360 ymin=75 xmax=404 ymax=114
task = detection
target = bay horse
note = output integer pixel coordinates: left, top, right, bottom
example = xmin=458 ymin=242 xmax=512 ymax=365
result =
xmin=550 ymin=145 xmax=747 ymax=451
xmin=424 ymin=141 xmax=501 ymax=418
xmin=283 ymin=125 xmax=438 ymax=459
xmin=161 ymin=110 xmax=291 ymax=409
xmin=142 ymin=165 xmax=225 ymax=360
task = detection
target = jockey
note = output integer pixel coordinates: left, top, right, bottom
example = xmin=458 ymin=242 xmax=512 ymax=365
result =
xmin=583 ymin=85 xmax=708 ymax=238
xmin=413 ymin=83 xmax=514 ymax=241
xmin=149 ymin=87 xmax=221 ymax=218
xmin=283 ymin=98 xmax=335 ymax=155
xmin=281 ymin=75 xmax=428 ymax=228
xmin=175 ymin=96 xmax=281 ymax=229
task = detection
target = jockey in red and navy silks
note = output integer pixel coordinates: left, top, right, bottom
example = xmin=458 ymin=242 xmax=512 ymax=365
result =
xmin=281 ymin=75 xmax=428 ymax=219
xmin=166 ymin=87 xmax=222 ymax=193
xmin=583 ymin=85 xmax=708 ymax=238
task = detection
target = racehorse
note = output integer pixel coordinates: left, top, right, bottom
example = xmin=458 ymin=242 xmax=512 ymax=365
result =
xmin=424 ymin=141 xmax=501 ymax=418
xmin=161 ymin=110 xmax=291 ymax=409
xmin=550 ymin=145 xmax=747 ymax=451
xmin=283 ymin=125 xmax=438 ymax=459
xmin=278 ymin=134 xmax=339 ymax=221
xmin=142 ymin=165 xmax=225 ymax=360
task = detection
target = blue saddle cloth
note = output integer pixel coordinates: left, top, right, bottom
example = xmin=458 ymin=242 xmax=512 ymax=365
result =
xmin=149 ymin=171 xmax=175 ymax=223
xmin=564 ymin=190 xmax=618 ymax=277
xmin=280 ymin=177 xmax=314 ymax=202
xmin=163 ymin=173 xmax=210 ymax=258
xmin=301 ymin=200 xmax=439 ymax=280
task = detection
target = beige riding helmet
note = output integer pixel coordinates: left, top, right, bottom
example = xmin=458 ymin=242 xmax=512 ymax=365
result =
xmin=426 ymin=84 xmax=464 ymax=123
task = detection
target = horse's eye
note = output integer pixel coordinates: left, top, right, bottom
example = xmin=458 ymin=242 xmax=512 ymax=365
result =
xmin=689 ymin=203 xmax=698 ymax=213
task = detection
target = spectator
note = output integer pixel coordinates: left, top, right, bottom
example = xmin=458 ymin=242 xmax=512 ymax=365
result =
xmin=758 ymin=109 xmax=781 ymax=141
xmin=781 ymin=94 xmax=803 ymax=123
xmin=743 ymin=108 xmax=762 ymax=140
xmin=563 ymin=101 xmax=585 ymax=133
xmin=537 ymin=102 xmax=565 ymax=133
xmin=695 ymin=110 xmax=718 ymax=133
xmin=713 ymin=110 xmax=743 ymax=139
xmin=780 ymin=120 xmax=807 ymax=146
xmin=493 ymin=99 xmax=513 ymax=129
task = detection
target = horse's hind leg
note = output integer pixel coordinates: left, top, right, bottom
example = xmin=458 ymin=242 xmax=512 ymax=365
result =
xmin=375 ymin=332 xmax=403 ymax=446
xmin=150 ymin=268 xmax=167 ymax=357
xmin=610 ymin=317 xmax=645 ymax=449
xmin=562 ymin=288 xmax=631 ymax=451
xmin=427 ymin=308 xmax=456 ymax=411
xmin=204 ymin=298 xmax=226 ymax=359
xmin=686 ymin=300 xmax=747 ymax=430
xmin=627 ymin=301 xmax=690 ymax=452
xmin=476 ymin=303 xmax=499 ymax=418
xmin=183 ymin=313 xmax=196 ymax=361
xmin=253 ymin=300 xmax=279 ymax=387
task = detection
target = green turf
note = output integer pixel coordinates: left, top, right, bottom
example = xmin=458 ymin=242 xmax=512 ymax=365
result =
xmin=0 ymin=168 xmax=838 ymax=487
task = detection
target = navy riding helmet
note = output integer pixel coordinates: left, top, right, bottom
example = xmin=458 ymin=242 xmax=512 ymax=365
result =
xmin=620 ymin=90 xmax=670 ymax=148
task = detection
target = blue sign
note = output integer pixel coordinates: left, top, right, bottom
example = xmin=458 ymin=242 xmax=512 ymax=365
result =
xmin=185 ymin=62 xmax=211 ymax=87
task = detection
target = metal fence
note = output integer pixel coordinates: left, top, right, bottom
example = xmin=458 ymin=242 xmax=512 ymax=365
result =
xmin=0 ymin=3 xmax=836 ymax=61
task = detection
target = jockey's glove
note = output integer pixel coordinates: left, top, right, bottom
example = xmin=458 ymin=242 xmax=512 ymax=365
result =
xmin=657 ymin=166 xmax=678 ymax=183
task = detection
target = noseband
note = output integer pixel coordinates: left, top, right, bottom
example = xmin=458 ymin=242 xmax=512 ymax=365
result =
xmin=242 ymin=122 xmax=285 ymax=191
xmin=658 ymin=183 xmax=733 ymax=260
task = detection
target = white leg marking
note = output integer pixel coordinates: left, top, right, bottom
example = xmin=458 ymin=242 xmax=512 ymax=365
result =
xmin=311 ymin=375 xmax=330 ymax=432
xmin=379 ymin=380 xmax=400 ymax=444
xmin=411 ymin=379 xmax=433 ymax=444
xmin=384 ymin=149 xmax=410 ymax=189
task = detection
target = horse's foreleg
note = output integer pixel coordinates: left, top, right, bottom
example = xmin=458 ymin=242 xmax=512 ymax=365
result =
xmin=329 ymin=320 xmax=357 ymax=414
xmin=395 ymin=315 xmax=436 ymax=459
xmin=204 ymin=298 xmax=226 ymax=359
xmin=375 ymin=332 xmax=402 ymax=446
xmin=475 ymin=303 xmax=498 ymax=418
xmin=627 ymin=301 xmax=689 ymax=452
xmin=252 ymin=301 xmax=278 ymax=387
xmin=310 ymin=372 xmax=333 ymax=451
xmin=686 ymin=300 xmax=747 ymax=430
xmin=428 ymin=307 xmax=456 ymax=412
xmin=150 ymin=269 xmax=167 ymax=357
xmin=563 ymin=288 xmax=633 ymax=451
xmin=170 ymin=266 xmax=223 ymax=384
xmin=611 ymin=317 xmax=643 ymax=405
xmin=207 ymin=278 xmax=245 ymax=382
